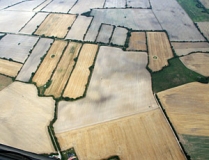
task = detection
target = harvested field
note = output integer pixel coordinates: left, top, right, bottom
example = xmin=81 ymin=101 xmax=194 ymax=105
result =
xmin=63 ymin=44 xmax=98 ymax=99
xmin=200 ymin=0 xmax=209 ymax=8
xmin=55 ymin=46 xmax=158 ymax=132
xmin=147 ymin=32 xmax=173 ymax=72
xmin=0 ymin=82 xmax=55 ymax=154
xmin=180 ymin=53 xmax=209 ymax=77
xmin=35 ymin=13 xmax=76 ymax=38
xmin=85 ymin=9 xmax=161 ymax=41
xmin=19 ymin=12 xmax=49 ymax=34
xmin=110 ymin=27 xmax=128 ymax=46
xmin=127 ymin=32 xmax=146 ymax=51
xmin=171 ymin=42 xmax=209 ymax=56
xmin=33 ymin=0 xmax=52 ymax=12
xmin=42 ymin=0 xmax=76 ymax=13
xmin=0 ymin=0 xmax=24 ymax=10
xmin=180 ymin=134 xmax=209 ymax=160
xmin=0 ymin=10 xmax=35 ymax=33
xmin=32 ymin=40 xmax=68 ymax=87
xmin=0 ymin=59 xmax=22 ymax=77
xmin=157 ymin=82 xmax=209 ymax=136
xmin=56 ymin=109 xmax=185 ymax=160
xmin=127 ymin=0 xmax=150 ymax=8
xmin=196 ymin=22 xmax=209 ymax=40
xmin=44 ymin=42 xmax=82 ymax=98
xmin=104 ymin=0 xmax=126 ymax=8
xmin=150 ymin=0 xmax=205 ymax=41
xmin=5 ymin=0 xmax=45 ymax=11
xmin=0 ymin=75 xmax=13 ymax=91
xmin=16 ymin=38 xmax=53 ymax=82
xmin=96 ymin=24 xmax=113 ymax=43
xmin=0 ymin=34 xmax=39 ymax=63
xmin=65 ymin=16 xmax=92 ymax=41
xmin=69 ymin=0 xmax=105 ymax=14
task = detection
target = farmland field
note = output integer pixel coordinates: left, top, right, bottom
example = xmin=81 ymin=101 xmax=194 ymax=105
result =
xmin=32 ymin=40 xmax=68 ymax=87
xmin=33 ymin=0 xmax=52 ymax=11
xmin=127 ymin=0 xmax=150 ymax=8
xmin=0 ymin=59 xmax=22 ymax=77
xmin=19 ymin=12 xmax=49 ymax=34
xmin=55 ymin=46 xmax=158 ymax=132
xmin=127 ymin=32 xmax=146 ymax=51
xmin=65 ymin=16 xmax=92 ymax=41
xmin=55 ymin=109 xmax=185 ymax=160
xmin=96 ymin=24 xmax=113 ymax=43
xmin=44 ymin=42 xmax=82 ymax=98
xmin=42 ymin=0 xmax=76 ymax=13
xmin=0 ymin=0 xmax=24 ymax=10
xmin=171 ymin=42 xmax=209 ymax=56
xmin=147 ymin=32 xmax=173 ymax=72
xmin=0 ymin=82 xmax=55 ymax=153
xmin=85 ymin=9 xmax=161 ymax=41
xmin=110 ymin=27 xmax=128 ymax=46
xmin=0 ymin=75 xmax=13 ymax=91
xmin=180 ymin=53 xmax=209 ymax=77
xmin=104 ymin=0 xmax=126 ymax=8
xmin=69 ymin=0 xmax=105 ymax=14
xmin=0 ymin=34 xmax=39 ymax=63
xmin=0 ymin=11 xmax=35 ymax=33
xmin=196 ymin=22 xmax=209 ymax=40
xmin=63 ymin=44 xmax=98 ymax=99
xmin=157 ymin=82 xmax=209 ymax=136
xmin=35 ymin=13 xmax=76 ymax=38
xmin=199 ymin=0 xmax=209 ymax=9
xmin=16 ymin=38 xmax=53 ymax=82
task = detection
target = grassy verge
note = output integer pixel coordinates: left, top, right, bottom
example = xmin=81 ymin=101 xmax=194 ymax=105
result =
xmin=176 ymin=0 xmax=209 ymax=22
xmin=151 ymin=58 xmax=206 ymax=93
xmin=180 ymin=134 xmax=209 ymax=160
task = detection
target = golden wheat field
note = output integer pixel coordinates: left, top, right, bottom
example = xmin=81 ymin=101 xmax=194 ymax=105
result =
xmin=157 ymin=82 xmax=209 ymax=137
xmin=63 ymin=44 xmax=98 ymax=99
xmin=32 ymin=40 xmax=68 ymax=87
xmin=56 ymin=109 xmax=185 ymax=160
xmin=44 ymin=42 xmax=82 ymax=98
xmin=147 ymin=32 xmax=173 ymax=72
xmin=0 ymin=59 xmax=22 ymax=77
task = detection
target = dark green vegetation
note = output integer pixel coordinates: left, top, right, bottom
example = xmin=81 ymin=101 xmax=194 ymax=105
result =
xmin=61 ymin=148 xmax=78 ymax=160
xmin=176 ymin=0 xmax=209 ymax=22
xmin=151 ymin=58 xmax=206 ymax=93
xmin=180 ymin=134 xmax=209 ymax=160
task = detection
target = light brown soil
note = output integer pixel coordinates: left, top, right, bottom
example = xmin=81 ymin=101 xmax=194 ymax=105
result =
xmin=32 ymin=40 xmax=68 ymax=87
xmin=157 ymin=82 xmax=209 ymax=136
xmin=180 ymin=53 xmax=209 ymax=77
xmin=147 ymin=32 xmax=173 ymax=72
xmin=0 ymin=75 xmax=13 ymax=91
xmin=127 ymin=32 xmax=146 ymax=51
xmin=56 ymin=109 xmax=185 ymax=160
xmin=44 ymin=42 xmax=82 ymax=98
xmin=35 ymin=13 xmax=76 ymax=38
xmin=63 ymin=44 xmax=98 ymax=99
xmin=0 ymin=59 xmax=22 ymax=77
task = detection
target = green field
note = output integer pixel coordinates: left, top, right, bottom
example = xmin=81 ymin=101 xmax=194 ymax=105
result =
xmin=176 ymin=0 xmax=209 ymax=22
xmin=181 ymin=134 xmax=209 ymax=160
xmin=151 ymin=58 xmax=206 ymax=93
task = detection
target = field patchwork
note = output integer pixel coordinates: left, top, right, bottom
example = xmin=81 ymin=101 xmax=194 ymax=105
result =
xmin=196 ymin=22 xmax=209 ymax=41
xmin=0 ymin=75 xmax=13 ymax=91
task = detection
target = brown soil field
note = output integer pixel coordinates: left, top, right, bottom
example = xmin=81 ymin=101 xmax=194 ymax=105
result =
xmin=0 ymin=82 xmax=55 ymax=153
xmin=0 ymin=59 xmax=22 ymax=77
xmin=157 ymin=82 xmax=209 ymax=136
xmin=127 ymin=32 xmax=146 ymax=51
xmin=32 ymin=40 xmax=68 ymax=87
xmin=180 ymin=53 xmax=209 ymax=77
xmin=44 ymin=42 xmax=82 ymax=98
xmin=171 ymin=42 xmax=209 ymax=56
xmin=56 ymin=109 xmax=185 ymax=160
xmin=63 ymin=44 xmax=98 ymax=99
xmin=35 ymin=13 xmax=76 ymax=38
xmin=0 ymin=75 xmax=13 ymax=91
xmin=147 ymin=32 xmax=173 ymax=72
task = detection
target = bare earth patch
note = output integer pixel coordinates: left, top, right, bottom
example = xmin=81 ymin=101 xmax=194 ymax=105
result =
xmin=0 ymin=82 xmax=55 ymax=154
xmin=180 ymin=53 xmax=209 ymax=77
